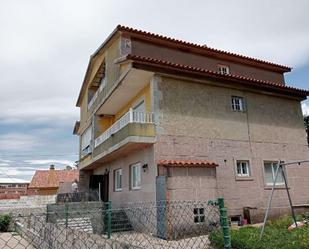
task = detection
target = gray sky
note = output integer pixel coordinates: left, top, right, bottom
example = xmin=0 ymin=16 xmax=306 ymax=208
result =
xmin=0 ymin=0 xmax=308 ymax=181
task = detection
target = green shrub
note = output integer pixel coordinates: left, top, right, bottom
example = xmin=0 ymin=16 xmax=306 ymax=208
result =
xmin=0 ymin=214 xmax=12 ymax=232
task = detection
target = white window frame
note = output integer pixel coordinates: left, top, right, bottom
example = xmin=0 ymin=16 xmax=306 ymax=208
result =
xmin=193 ymin=208 xmax=205 ymax=224
xmin=81 ymin=126 xmax=92 ymax=156
xmin=218 ymin=64 xmax=230 ymax=74
xmin=114 ymin=169 xmax=122 ymax=192
xmin=131 ymin=163 xmax=141 ymax=190
xmin=263 ymin=161 xmax=285 ymax=186
xmin=231 ymin=96 xmax=245 ymax=111
xmin=236 ymin=160 xmax=250 ymax=177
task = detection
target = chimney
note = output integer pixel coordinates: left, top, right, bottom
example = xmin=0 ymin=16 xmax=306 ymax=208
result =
xmin=50 ymin=164 xmax=55 ymax=170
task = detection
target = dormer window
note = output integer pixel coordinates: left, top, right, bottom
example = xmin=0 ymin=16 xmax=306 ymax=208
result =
xmin=218 ymin=65 xmax=230 ymax=74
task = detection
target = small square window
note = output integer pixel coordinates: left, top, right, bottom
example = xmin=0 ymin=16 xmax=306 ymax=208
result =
xmin=218 ymin=65 xmax=230 ymax=74
xmin=193 ymin=208 xmax=205 ymax=223
xmin=231 ymin=96 xmax=245 ymax=111
xmin=114 ymin=169 xmax=122 ymax=191
xmin=131 ymin=163 xmax=141 ymax=190
xmin=236 ymin=161 xmax=250 ymax=177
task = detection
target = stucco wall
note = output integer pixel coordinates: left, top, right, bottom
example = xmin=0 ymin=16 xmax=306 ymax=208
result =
xmin=166 ymin=167 xmax=217 ymax=201
xmin=153 ymin=75 xmax=309 ymax=219
xmin=93 ymin=146 xmax=156 ymax=208
xmin=131 ymin=40 xmax=285 ymax=84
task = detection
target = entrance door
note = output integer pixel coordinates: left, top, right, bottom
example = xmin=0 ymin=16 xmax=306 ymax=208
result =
xmin=89 ymin=174 xmax=109 ymax=202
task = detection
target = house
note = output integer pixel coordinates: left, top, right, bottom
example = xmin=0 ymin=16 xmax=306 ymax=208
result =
xmin=74 ymin=25 xmax=309 ymax=221
xmin=28 ymin=165 xmax=79 ymax=195
xmin=0 ymin=178 xmax=29 ymax=199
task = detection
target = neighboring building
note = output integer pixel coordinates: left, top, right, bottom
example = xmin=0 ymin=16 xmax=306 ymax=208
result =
xmin=0 ymin=178 xmax=29 ymax=199
xmin=74 ymin=26 xmax=309 ymax=221
xmin=28 ymin=165 xmax=79 ymax=195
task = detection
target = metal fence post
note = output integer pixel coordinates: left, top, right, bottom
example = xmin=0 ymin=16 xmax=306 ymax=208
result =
xmin=107 ymin=201 xmax=112 ymax=239
xmin=218 ymin=197 xmax=231 ymax=249
xmin=65 ymin=203 xmax=69 ymax=228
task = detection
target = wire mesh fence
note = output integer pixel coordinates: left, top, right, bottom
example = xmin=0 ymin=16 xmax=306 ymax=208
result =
xmin=0 ymin=200 xmax=221 ymax=249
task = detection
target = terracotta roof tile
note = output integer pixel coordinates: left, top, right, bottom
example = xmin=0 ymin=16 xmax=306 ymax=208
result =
xmin=117 ymin=25 xmax=291 ymax=71
xmin=126 ymin=54 xmax=309 ymax=97
xmin=29 ymin=169 xmax=79 ymax=189
xmin=158 ymin=159 xmax=218 ymax=168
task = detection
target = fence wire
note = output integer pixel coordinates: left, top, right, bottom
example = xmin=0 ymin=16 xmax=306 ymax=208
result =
xmin=0 ymin=200 xmax=220 ymax=249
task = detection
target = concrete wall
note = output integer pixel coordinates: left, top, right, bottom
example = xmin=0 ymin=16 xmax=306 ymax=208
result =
xmin=93 ymin=146 xmax=157 ymax=208
xmin=0 ymin=195 xmax=55 ymax=213
xmin=131 ymin=39 xmax=285 ymax=84
xmin=153 ymin=75 xmax=309 ymax=220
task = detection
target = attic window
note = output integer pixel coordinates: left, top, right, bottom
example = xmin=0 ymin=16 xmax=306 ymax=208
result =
xmin=218 ymin=65 xmax=230 ymax=74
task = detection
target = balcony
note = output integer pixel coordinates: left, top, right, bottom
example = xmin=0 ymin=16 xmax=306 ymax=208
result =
xmin=81 ymin=110 xmax=155 ymax=167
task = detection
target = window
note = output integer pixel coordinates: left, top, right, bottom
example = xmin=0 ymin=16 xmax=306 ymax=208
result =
xmin=131 ymin=163 xmax=141 ymax=190
xmin=194 ymin=208 xmax=205 ymax=223
xmin=231 ymin=96 xmax=245 ymax=111
xmin=218 ymin=65 xmax=230 ymax=74
xmin=81 ymin=126 xmax=92 ymax=156
xmin=264 ymin=161 xmax=285 ymax=186
xmin=114 ymin=169 xmax=122 ymax=191
xmin=236 ymin=161 xmax=250 ymax=177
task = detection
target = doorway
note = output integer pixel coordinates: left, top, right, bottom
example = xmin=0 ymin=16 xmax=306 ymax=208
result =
xmin=89 ymin=173 xmax=109 ymax=202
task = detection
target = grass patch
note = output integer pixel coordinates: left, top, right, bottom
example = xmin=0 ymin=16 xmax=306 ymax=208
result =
xmin=209 ymin=213 xmax=309 ymax=249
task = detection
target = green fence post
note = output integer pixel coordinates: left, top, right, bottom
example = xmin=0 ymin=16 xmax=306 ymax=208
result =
xmin=46 ymin=205 xmax=49 ymax=223
xmin=107 ymin=201 xmax=112 ymax=239
xmin=65 ymin=203 xmax=69 ymax=228
xmin=218 ymin=197 xmax=231 ymax=249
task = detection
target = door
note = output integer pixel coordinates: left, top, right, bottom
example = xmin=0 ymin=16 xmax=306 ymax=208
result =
xmin=89 ymin=174 xmax=109 ymax=202
xmin=102 ymin=173 xmax=109 ymax=202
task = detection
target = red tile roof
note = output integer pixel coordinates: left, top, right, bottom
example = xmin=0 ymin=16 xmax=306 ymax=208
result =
xmin=126 ymin=54 xmax=309 ymax=97
xmin=29 ymin=169 xmax=79 ymax=189
xmin=117 ymin=25 xmax=291 ymax=72
xmin=158 ymin=159 xmax=218 ymax=168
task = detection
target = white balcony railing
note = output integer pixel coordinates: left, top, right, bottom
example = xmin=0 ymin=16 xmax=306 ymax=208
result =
xmin=87 ymin=78 xmax=107 ymax=110
xmin=94 ymin=109 xmax=154 ymax=148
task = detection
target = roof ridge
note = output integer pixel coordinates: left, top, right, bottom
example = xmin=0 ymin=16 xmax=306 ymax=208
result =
xmin=126 ymin=54 xmax=308 ymax=95
xmin=118 ymin=25 xmax=291 ymax=71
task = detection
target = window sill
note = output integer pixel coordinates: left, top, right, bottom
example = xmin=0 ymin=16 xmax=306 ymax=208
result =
xmin=264 ymin=185 xmax=288 ymax=190
xmin=114 ymin=189 xmax=122 ymax=192
xmin=235 ymin=177 xmax=254 ymax=181
xmin=131 ymin=187 xmax=141 ymax=191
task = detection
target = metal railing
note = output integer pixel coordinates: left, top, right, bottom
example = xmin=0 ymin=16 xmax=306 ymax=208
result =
xmin=56 ymin=190 xmax=100 ymax=204
xmin=94 ymin=109 xmax=154 ymax=148
xmin=87 ymin=78 xmax=107 ymax=110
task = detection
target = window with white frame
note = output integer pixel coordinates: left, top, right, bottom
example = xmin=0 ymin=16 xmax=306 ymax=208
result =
xmin=114 ymin=169 xmax=122 ymax=191
xmin=264 ymin=161 xmax=285 ymax=186
xmin=131 ymin=163 xmax=141 ymax=190
xmin=81 ymin=126 xmax=92 ymax=156
xmin=193 ymin=208 xmax=205 ymax=223
xmin=218 ymin=65 xmax=230 ymax=74
xmin=231 ymin=96 xmax=245 ymax=111
xmin=236 ymin=160 xmax=250 ymax=177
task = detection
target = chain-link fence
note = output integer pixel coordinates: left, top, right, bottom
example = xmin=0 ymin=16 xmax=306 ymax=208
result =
xmin=0 ymin=199 xmax=225 ymax=249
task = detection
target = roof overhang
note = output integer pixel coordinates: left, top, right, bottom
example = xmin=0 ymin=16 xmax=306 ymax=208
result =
xmin=158 ymin=159 xmax=219 ymax=168
xmin=126 ymin=55 xmax=308 ymax=100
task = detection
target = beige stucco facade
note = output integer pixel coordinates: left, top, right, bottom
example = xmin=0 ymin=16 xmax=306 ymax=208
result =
xmin=152 ymin=75 xmax=309 ymax=220
xmin=75 ymin=26 xmax=308 ymax=222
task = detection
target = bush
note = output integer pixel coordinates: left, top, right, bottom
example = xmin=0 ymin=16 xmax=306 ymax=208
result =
xmin=209 ymin=215 xmax=309 ymax=249
xmin=0 ymin=214 xmax=12 ymax=232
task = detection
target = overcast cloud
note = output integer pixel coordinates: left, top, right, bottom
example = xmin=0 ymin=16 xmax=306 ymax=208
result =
xmin=0 ymin=0 xmax=308 ymax=181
